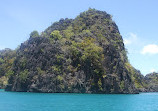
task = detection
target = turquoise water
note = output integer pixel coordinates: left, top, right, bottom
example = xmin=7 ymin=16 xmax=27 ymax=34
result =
xmin=0 ymin=89 xmax=158 ymax=111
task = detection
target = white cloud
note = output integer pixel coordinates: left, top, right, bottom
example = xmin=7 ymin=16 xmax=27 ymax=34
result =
xmin=150 ymin=68 xmax=157 ymax=73
xmin=141 ymin=44 xmax=158 ymax=54
xmin=0 ymin=46 xmax=5 ymax=50
xmin=124 ymin=33 xmax=138 ymax=45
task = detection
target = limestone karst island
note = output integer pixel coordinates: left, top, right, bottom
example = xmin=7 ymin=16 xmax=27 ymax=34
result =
xmin=0 ymin=9 xmax=158 ymax=94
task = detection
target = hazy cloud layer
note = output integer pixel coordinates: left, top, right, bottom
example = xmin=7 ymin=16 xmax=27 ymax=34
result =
xmin=150 ymin=68 xmax=157 ymax=73
xmin=124 ymin=33 xmax=138 ymax=45
xmin=0 ymin=46 xmax=5 ymax=50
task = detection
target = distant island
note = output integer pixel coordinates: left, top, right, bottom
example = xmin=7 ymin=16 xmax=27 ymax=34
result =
xmin=0 ymin=8 xmax=157 ymax=94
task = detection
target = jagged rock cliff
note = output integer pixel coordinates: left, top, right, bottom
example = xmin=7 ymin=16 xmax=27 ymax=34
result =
xmin=5 ymin=9 xmax=140 ymax=93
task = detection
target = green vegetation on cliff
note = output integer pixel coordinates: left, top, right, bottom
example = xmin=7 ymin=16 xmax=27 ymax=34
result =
xmin=0 ymin=49 xmax=16 ymax=88
xmin=144 ymin=72 xmax=158 ymax=92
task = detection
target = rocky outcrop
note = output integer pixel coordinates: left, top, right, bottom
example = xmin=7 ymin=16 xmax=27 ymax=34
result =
xmin=144 ymin=72 xmax=158 ymax=92
xmin=5 ymin=9 xmax=140 ymax=93
xmin=0 ymin=49 xmax=16 ymax=89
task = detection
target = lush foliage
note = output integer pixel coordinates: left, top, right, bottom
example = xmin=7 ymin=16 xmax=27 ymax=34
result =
xmin=30 ymin=30 xmax=39 ymax=38
xmin=0 ymin=49 xmax=16 ymax=88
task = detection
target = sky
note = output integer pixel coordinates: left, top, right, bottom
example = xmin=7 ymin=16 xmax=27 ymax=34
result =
xmin=0 ymin=0 xmax=158 ymax=75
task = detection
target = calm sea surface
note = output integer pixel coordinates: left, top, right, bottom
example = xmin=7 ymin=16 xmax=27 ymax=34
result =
xmin=0 ymin=89 xmax=158 ymax=111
